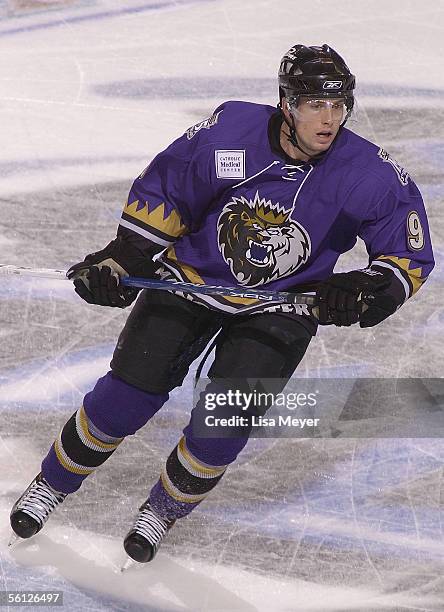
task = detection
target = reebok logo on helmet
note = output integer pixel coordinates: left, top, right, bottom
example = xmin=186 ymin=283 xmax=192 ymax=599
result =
xmin=323 ymin=81 xmax=343 ymax=89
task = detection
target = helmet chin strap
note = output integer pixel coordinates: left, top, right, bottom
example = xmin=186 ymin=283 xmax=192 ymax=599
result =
xmin=280 ymin=107 xmax=326 ymax=161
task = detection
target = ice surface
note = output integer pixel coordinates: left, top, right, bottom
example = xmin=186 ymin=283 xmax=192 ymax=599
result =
xmin=0 ymin=1 xmax=443 ymax=610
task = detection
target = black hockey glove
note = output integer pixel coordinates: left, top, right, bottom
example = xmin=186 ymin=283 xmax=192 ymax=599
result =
xmin=316 ymin=269 xmax=394 ymax=327
xmin=67 ymin=236 xmax=161 ymax=308
xmin=358 ymin=291 xmax=398 ymax=328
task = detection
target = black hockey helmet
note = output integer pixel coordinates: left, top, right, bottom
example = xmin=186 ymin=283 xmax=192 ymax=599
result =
xmin=278 ymin=44 xmax=355 ymax=111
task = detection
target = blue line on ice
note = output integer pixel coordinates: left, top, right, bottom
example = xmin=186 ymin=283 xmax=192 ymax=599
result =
xmin=0 ymin=155 xmax=144 ymax=178
xmin=0 ymin=344 xmax=113 ymax=404
xmin=202 ymin=439 xmax=444 ymax=558
xmin=0 ymin=277 xmax=80 ymax=301
xmin=0 ymin=0 xmax=214 ymax=37
xmin=93 ymin=77 xmax=444 ymax=100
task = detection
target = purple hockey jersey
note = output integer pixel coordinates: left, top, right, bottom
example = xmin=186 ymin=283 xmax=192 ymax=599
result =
xmin=118 ymin=101 xmax=434 ymax=322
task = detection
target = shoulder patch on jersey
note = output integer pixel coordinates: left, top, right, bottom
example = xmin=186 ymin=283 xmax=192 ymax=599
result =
xmin=186 ymin=110 xmax=222 ymax=140
xmin=215 ymin=150 xmax=245 ymax=180
xmin=377 ymin=148 xmax=410 ymax=186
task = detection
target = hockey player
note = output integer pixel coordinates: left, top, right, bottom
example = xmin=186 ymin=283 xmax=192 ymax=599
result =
xmin=10 ymin=44 xmax=434 ymax=564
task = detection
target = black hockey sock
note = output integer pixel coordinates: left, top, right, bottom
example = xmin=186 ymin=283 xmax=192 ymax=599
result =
xmin=148 ymin=436 xmax=228 ymax=520
xmin=41 ymin=405 xmax=124 ymax=494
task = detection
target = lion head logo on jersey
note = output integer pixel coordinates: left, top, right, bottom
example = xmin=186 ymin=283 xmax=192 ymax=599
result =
xmin=217 ymin=191 xmax=311 ymax=287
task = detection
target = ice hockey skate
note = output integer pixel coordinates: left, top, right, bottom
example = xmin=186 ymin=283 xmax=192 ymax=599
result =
xmin=10 ymin=473 xmax=67 ymax=541
xmin=123 ymin=501 xmax=175 ymax=565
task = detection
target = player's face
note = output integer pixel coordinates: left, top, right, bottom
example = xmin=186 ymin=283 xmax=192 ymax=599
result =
xmin=284 ymin=96 xmax=346 ymax=157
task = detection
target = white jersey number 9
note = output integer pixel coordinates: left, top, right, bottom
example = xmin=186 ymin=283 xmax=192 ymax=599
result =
xmin=407 ymin=211 xmax=424 ymax=250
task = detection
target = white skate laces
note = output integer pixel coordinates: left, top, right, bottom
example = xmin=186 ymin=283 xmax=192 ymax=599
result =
xmin=123 ymin=502 xmax=175 ymax=563
xmin=10 ymin=473 xmax=66 ymax=538
xmin=134 ymin=505 xmax=169 ymax=545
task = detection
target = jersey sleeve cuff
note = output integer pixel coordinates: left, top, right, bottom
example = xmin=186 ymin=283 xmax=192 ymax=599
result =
xmin=370 ymin=255 xmax=428 ymax=304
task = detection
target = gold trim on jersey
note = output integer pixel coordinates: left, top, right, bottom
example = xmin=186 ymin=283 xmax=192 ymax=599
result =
xmin=163 ymin=247 xmax=261 ymax=306
xmin=164 ymin=246 xmax=205 ymax=284
xmin=222 ymin=295 xmax=260 ymax=305
xmin=376 ymin=255 xmax=425 ymax=295
xmin=123 ymin=199 xmax=187 ymax=240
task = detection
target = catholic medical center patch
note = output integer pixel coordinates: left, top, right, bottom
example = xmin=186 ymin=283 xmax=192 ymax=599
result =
xmin=215 ymin=150 xmax=245 ymax=179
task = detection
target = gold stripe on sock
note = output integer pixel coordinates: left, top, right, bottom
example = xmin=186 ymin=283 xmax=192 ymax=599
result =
xmin=77 ymin=405 xmax=122 ymax=451
xmin=54 ymin=437 xmax=95 ymax=476
xmin=178 ymin=436 xmax=227 ymax=477
xmin=160 ymin=470 xmax=208 ymax=504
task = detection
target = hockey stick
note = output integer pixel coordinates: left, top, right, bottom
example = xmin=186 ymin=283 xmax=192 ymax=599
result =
xmin=0 ymin=264 xmax=316 ymax=306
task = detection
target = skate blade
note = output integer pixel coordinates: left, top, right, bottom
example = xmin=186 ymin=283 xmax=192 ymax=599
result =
xmin=8 ymin=532 xmax=21 ymax=547
xmin=120 ymin=557 xmax=136 ymax=573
